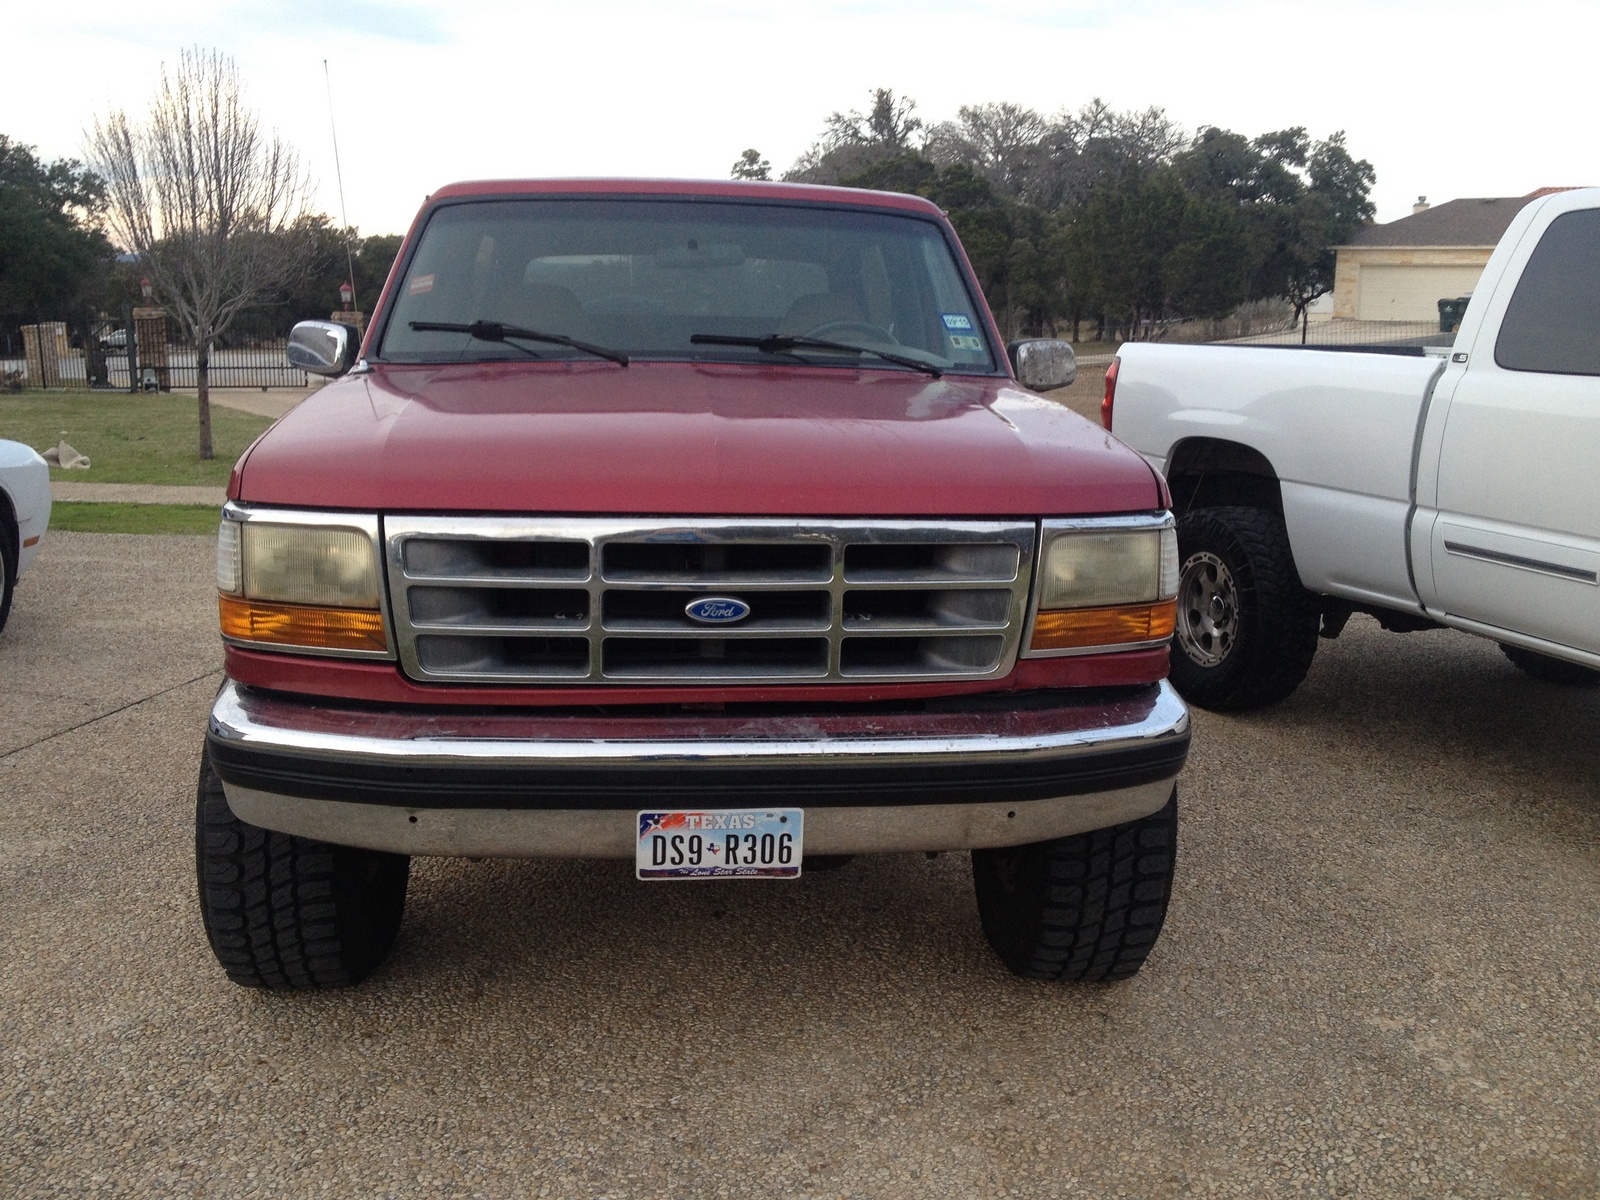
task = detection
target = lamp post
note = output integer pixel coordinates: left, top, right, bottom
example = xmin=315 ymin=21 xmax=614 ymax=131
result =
xmin=339 ymin=281 xmax=354 ymax=311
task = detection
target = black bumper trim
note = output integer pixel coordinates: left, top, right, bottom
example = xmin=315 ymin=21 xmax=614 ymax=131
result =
xmin=207 ymin=733 xmax=1188 ymax=811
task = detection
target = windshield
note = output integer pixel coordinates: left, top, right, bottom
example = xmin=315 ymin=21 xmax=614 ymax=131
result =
xmin=377 ymin=198 xmax=999 ymax=374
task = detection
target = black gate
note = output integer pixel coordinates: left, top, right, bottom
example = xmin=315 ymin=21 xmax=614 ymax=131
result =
xmin=86 ymin=317 xmax=309 ymax=391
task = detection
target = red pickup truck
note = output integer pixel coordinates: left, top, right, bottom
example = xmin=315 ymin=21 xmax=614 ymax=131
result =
xmin=199 ymin=179 xmax=1189 ymax=990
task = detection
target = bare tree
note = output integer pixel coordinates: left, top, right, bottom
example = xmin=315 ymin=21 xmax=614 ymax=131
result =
xmin=87 ymin=48 xmax=315 ymax=459
xmin=924 ymin=102 xmax=1048 ymax=198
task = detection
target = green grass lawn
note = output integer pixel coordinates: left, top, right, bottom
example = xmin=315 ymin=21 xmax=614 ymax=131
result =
xmin=49 ymin=502 xmax=221 ymax=535
xmin=0 ymin=391 xmax=272 ymax=486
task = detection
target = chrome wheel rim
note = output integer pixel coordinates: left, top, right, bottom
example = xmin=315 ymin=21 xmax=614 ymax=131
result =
xmin=1176 ymin=551 xmax=1239 ymax=668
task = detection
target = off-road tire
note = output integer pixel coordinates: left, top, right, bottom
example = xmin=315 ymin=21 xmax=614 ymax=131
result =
xmin=972 ymin=789 xmax=1177 ymax=982
xmin=195 ymin=749 xmax=409 ymax=989
xmin=1500 ymin=643 xmax=1600 ymax=686
xmin=0 ymin=511 xmax=15 ymax=636
xmin=1170 ymin=506 xmax=1320 ymax=711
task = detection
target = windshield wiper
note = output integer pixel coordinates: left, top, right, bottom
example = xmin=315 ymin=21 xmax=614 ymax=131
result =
xmin=410 ymin=320 xmax=629 ymax=366
xmin=689 ymin=332 xmax=942 ymax=378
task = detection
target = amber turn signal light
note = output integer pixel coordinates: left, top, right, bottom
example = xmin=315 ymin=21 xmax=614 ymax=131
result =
xmin=219 ymin=594 xmax=388 ymax=653
xmin=1030 ymin=600 xmax=1176 ymax=652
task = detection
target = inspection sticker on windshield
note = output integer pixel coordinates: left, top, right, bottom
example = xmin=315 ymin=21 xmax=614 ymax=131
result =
xmin=408 ymin=273 xmax=435 ymax=295
xmin=948 ymin=334 xmax=983 ymax=351
xmin=941 ymin=312 xmax=974 ymax=330
xmin=637 ymin=809 xmax=803 ymax=880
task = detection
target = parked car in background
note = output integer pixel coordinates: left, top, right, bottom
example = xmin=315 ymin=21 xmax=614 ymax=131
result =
xmin=0 ymin=439 xmax=51 ymax=634
xmin=196 ymin=178 xmax=1190 ymax=991
xmin=98 ymin=328 xmax=128 ymax=355
xmin=1107 ymin=186 xmax=1600 ymax=709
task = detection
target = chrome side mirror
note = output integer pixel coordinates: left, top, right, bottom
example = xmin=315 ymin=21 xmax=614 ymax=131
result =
xmin=1009 ymin=339 xmax=1076 ymax=391
xmin=287 ymin=320 xmax=359 ymax=377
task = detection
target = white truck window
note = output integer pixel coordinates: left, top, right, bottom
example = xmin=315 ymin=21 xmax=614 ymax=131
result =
xmin=1494 ymin=208 xmax=1600 ymax=376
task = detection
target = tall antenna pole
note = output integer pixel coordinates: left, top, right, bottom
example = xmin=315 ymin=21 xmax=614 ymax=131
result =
xmin=323 ymin=59 xmax=359 ymax=313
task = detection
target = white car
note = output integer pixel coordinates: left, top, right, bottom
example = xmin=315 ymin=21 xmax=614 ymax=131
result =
xmin=0 ymin=439 xmax=51 ymax=634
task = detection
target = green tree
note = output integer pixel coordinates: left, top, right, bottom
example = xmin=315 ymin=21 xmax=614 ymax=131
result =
xmin=785 ymin=89 xmax=923 ymax=184
xmin=355 ymin=233 xmax=404 ymax=306
xmin=1283 ymin=133 xmax=1375 ymax=334
xmin=231 ymin=223 xmax=403 ymax=340
xmin=791 ymin=93 xmax=1372 ymax=342
xmin=1061 ymin=166 xmax=1183 ymax=335
xmin=0 ymin=136 xmax=113 ymax=318
xmin=730 ymin=149 xmax=771 ymax=180
xmin=928 ymin=164 xmax=1017 ymax=330
xmin=1162 ymin=186 xmax=1251 ymax=319
xmin=843 ymin=153 xmax=1020 ymax=318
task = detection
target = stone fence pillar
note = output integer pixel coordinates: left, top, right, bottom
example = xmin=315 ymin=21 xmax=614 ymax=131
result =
xmin=132 ymin=308 xmax=171 ymax=391
xmin=20 ymin=322 xmax=67 ymax=388
xmin=330 ymin=310 xmax=367 ymax=342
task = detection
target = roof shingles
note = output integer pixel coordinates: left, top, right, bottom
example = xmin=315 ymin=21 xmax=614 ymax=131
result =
xmin=1345 ymin=196 xmax=1534 ymax=248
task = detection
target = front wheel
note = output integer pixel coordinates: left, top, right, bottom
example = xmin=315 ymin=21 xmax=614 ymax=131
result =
xmin=1169 ymin=506 xmax=1320 ymax=711
xmin=195 ymin=749 xmax=410 ymax=989
xmin=972 ymin=790 xmax=1177 ymax=982
xmin=0 ymin=521 xmax=15 ymax=636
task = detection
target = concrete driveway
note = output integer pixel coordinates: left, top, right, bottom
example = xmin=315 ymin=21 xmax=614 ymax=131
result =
xmin=2 ymin=532 xmax=1597 ymax=1198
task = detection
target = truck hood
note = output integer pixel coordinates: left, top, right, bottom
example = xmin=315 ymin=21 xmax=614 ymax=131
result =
xmin=235 ymin=361 xmax=1158 ymax=515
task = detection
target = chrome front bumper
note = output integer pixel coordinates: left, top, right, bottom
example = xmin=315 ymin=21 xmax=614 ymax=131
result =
xmin=207 ymin=680 xmax=1190 ymax=858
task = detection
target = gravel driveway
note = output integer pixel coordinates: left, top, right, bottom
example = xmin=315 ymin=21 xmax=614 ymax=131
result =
xmin=2 ymin=533 xmax=1597 ymax=1198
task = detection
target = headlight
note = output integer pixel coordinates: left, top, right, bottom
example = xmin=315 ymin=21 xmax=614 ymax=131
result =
xmin=1027 ymin=519 xmax=1178 ymax=654
xmin=241 ymin=525 xmax=381 ymax=607
xmin=217 ymin=510 xmax=389 ymax=655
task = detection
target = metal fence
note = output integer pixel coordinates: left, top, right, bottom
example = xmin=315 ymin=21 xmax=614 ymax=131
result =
xmin=1217 ymin=318 xmax=1453 ymax=351
xmin=2 ymin=317 xmax=308 ymax=391
xmin=1065 ymin=318 xmax=1456 ymax=359
xmin=3 ymin=311 xmax=1458 ymax=392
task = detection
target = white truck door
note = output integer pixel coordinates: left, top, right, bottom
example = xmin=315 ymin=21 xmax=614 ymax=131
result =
xmin=1429 ymin=201 xmax=1600 ymax=655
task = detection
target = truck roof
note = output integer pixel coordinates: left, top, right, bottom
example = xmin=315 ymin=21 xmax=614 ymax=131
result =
xmin=426 ymin=177 xmax=945 ymax=217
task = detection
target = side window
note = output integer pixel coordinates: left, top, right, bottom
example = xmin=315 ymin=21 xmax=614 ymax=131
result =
xmin=1494 ymin=208 xmax=1600 ymax=376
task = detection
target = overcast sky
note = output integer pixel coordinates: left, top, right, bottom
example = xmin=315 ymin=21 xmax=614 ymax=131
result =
xmin=8 ymin=0 xmax=1593 ymax=237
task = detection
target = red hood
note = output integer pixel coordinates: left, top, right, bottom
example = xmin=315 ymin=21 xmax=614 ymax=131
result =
xmin=234 ymin=361 xmax=1158 ymax=516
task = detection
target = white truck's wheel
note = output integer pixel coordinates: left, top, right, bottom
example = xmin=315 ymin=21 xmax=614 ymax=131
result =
xmin=1169 ymin=506 xmax=1320 ymax=711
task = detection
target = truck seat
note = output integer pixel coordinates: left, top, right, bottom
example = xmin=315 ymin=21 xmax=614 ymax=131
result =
xmin=517 ymin=281 xmax=596 ymax=340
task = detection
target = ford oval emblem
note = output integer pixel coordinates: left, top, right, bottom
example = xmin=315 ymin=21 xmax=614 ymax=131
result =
xmin=685 ymin=596 xmax=751 ymax=624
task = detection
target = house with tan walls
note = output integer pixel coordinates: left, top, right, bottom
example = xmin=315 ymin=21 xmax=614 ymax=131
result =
xmin=1332 ymin=189 xmax=1578 ymax=321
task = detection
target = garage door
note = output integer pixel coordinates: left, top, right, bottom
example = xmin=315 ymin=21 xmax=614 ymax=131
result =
xmin=1357 ymin=265 xmax=1487 ymax=321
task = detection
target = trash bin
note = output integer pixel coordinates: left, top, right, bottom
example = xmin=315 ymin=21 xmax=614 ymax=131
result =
xmin=1438 ymin=296 xmax=1471 ymax=333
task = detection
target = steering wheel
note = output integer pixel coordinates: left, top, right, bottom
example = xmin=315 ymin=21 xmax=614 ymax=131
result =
xmin=801 ymin=319 xmax=897 ymax=345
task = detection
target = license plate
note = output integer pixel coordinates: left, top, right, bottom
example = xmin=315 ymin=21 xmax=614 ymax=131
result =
xmin=636 ymin=809 xmax=803 ymax=880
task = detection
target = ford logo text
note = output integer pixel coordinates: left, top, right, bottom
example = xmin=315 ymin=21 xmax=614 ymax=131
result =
xmin=685 ymin=597 xmax=751 ymax=624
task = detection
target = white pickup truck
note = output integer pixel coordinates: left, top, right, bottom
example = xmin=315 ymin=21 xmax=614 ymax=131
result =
xmin=1108 ymin=186 xmax=1600 ymax=709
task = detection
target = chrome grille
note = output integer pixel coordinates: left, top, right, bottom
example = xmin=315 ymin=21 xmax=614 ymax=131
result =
xmin=384 ymin=518 xmax=1036 ymax=685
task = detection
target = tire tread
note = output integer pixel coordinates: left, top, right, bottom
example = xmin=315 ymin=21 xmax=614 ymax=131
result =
xmin=973 ymin=791 xmax=1177 ymax=983
xmin=1170 ymin=506 xmax=1320 ymax=711
xmin=194 ymin=750 xmax=408 ymax=990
